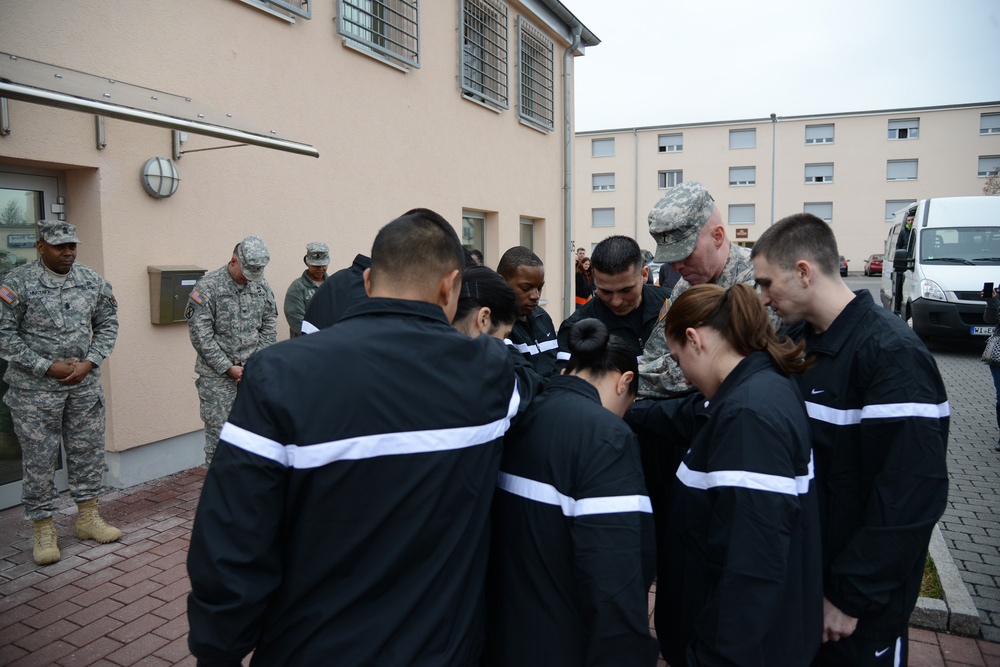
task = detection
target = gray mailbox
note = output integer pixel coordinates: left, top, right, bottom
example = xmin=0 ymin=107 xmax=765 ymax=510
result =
xmin=147 ymin=265 xmax=206 ymax=324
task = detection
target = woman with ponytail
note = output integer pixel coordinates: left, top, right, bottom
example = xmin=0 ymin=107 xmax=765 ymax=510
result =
xmin=485 ymin=318 xmax=659 ymax=667
xmin=632 ymin=283 xmax=823 ymax=666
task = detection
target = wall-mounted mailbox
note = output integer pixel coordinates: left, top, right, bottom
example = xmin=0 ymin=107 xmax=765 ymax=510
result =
xmin=147 ymin=265 xmax=206 ymax=324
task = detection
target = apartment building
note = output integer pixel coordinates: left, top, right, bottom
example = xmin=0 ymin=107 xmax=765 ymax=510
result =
xmin=0 ymin=0 xmax=598 ymax=508
xmin=575 ymin=102 xmax=1000 ymax=270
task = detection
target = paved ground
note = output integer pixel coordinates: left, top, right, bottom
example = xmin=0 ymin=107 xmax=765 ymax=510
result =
xmin=926 ymin=338 xmax=1000 ymax=643
xmin=0 ymin=467 xmax=996 ymax=666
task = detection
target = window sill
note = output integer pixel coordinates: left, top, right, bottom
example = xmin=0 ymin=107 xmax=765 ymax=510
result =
xmin=236 ymin=0 xmax=296 ymax=23
xmin=343 ymin=39 xmax=411 ymax=73
xmin=462 ymin=93 xmax=504 ymax=114
xmin=518 ymin=117 xmax=552 ymax=134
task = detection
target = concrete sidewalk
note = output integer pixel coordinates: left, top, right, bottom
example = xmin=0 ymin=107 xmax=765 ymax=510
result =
xmin=1 ymin=468 xmax=997 ymax=667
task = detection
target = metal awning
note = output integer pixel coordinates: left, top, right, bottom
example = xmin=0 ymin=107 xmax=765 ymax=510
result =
xmin=0 ymin=52 xmax=319 ymax=158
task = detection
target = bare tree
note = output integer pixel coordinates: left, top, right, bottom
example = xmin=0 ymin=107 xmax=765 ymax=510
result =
xmin=0 ymin=201 xmax=23 ymax=226
xmin=985 ymin=167 xmax=1000 ymax=197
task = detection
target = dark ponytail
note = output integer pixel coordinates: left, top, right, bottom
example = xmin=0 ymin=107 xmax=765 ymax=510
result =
xmin=564 ymin=318 xmax=639 ymax=395
xmin=665 ymin=283 xmax=808 ymax=375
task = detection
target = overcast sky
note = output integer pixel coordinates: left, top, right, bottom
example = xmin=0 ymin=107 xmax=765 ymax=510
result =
xmin=567 ymin=0 xmax=1000 ymax=132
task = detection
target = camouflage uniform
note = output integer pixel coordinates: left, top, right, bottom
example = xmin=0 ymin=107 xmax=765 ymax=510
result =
xmin=0 ymin=257 xmax=119 ymax=520
xmin=186 ymin=242 xmax=277 ymax=464
xmin=640 ymin=181 xmax=780 ymax=397
xmin=284 ymin=271 xmax=324 ymax=337
xmin=638 ymin=243 xmax=759 ymax=397
xmin=284 ymin=242 xmax=329 ymax=338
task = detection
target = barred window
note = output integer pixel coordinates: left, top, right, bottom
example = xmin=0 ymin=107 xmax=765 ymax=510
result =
xmin=461 ymin=0 xmax=509 ymax=109
xmin=518 ymin=17 xmax=554 ymax=130
xmin=337 ymin=0 xmax=420 ymax=69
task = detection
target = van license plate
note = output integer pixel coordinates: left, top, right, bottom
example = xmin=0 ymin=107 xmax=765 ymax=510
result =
xmin=971 ymin=326 xmax=993 ymax=336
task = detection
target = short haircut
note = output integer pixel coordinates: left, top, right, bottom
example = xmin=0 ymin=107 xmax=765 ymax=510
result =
xmin=591 ymin=235 xmax=643 ymax=275
xmin=751 ymin=213 xmax=840 ymax=277
xmin=497 ymin=246 xmax=543 ymax=279
xmin=369 ymin=208 xmax=465 ymax=290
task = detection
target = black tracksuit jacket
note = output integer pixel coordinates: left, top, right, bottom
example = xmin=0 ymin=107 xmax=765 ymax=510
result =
xmin=631 ymin=352 xmax=823 ymax=666
xmin=556 ymin=283 xmax=670 ymax=366
xmin=506 ymin=307 xmax=559 ymax=377
xmin=789 ymin=291 xmax=950 ymax=645
xmin=187 ymin=298 xmax=524 ymax=667
xmin=485 ymin=375 xmax=659 ymax=667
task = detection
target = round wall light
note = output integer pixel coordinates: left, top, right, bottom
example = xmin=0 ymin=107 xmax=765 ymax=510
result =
xmin=141 ymin=157 xmax=180 ymax=198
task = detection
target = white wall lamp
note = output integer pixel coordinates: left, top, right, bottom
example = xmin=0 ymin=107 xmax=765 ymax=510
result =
xmin=141 ymin=157 xmax=180 ymax=198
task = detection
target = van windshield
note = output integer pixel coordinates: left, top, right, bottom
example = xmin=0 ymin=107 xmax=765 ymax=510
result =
xmin=920 ymin=227 xmax=1000 ymax=265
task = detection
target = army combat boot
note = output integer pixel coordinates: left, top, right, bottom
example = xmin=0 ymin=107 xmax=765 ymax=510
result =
xmin=75 ymin=498 xmax=122 ymax=543
xmin=33 ymin=517 xmax=61 ymax=565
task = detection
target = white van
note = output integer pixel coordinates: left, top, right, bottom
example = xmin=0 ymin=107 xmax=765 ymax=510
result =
xmin=881 ymin=196 xmax=1000 ymax=340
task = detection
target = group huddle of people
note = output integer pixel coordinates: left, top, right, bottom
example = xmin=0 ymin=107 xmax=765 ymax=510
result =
xmin=185 ymin=182 xmax=950 ymax=667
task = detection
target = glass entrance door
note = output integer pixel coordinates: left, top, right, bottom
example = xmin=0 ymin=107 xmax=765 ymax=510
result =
xmin=0 ymin=168 xmax=65 ymax=510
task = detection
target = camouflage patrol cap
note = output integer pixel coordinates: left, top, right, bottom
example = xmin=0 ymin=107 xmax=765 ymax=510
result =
xmin=648 ymin=182 xmax=715 ymax=263
xmin=305 ymin=241 xmax=330 ymax=266
xmin=236 ymin=235 xmax=270 ymax=281
xmin=37 ymin=220 xmax=81 ymax=245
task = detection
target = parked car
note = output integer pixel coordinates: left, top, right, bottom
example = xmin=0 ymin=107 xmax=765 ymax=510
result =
xmin=839 ymin=256 xmax=849 ymax=276
xmin=863 ymin=254 xmax=884 ymax=277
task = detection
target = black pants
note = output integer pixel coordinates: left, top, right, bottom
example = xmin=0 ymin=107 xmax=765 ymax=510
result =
xmin=813 ymin=629 xmax=908 ymax=667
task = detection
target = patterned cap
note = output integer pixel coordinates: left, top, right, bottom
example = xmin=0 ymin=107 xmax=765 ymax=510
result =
xmin=648 ymin=182 xmax=715 ymax=263
xmin=37 ymin=219 xmax=81 ymax=245
xmin=305 ymin=241 xmax=330 ymax=266
xmin=236 ymin=235 xmax=270 ymax=281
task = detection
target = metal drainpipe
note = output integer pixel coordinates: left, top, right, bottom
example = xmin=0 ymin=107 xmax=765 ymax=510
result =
xmin=633 ymin=128 xmax=639 ymax=241
xmin=563 ymin=24 xmax=582 ymax=320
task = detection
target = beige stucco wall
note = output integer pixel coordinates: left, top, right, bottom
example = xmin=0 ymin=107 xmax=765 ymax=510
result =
xmin=0 ymin=0 xmax=583 ymax=454
xmin=576 ymin=104 xmax=1000 ymax=271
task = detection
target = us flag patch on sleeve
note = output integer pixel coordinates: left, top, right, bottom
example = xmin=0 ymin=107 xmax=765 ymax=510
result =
xmin=189 ymin=289 xmax=204 ymax=305
xmin=0 ymin=285 xmax=17 ymax=305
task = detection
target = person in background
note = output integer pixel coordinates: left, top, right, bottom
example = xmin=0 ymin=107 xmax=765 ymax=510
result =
xmin=469 ymin=248 xmax=485 ymax=267
xmin=982 ymin=287 xmax=1000 ymax=451
xmin=0 ymin=220 xmax=122 ymax=566
xmin=575 ymin=256 xmax=594 ymax=309
xmin=284 ymin=241 xmax=329 ymax=337
xmin=498 ymin=246 xmax=559 ymax=377
xmin=187 ymin=209 xmax=527 ymax=667
xmin=485 ymin=318 xmax=658 ymax=667
xmin=185 ymin=236 xmax=277 ymax=466
xmin=300 ymin=253 xmax=371 ymax=334
xmin=576 ymin=247 xmax=586 ymax=264
xmin=630 ymin=284 xmax=822 ymax=666
xmin=657 ymin=262 xmax=681 ymax=294
xmin=452 ymin=266 xmax=517 ymax=341
xmin=752 ymin=213 xmax=948 ymax=667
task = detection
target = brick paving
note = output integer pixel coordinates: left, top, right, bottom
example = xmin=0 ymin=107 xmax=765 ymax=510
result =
xmin=0 ymin=468 xmax=995 ymax=666
xmin=928 ymin=339 xmax=1000 ymax=645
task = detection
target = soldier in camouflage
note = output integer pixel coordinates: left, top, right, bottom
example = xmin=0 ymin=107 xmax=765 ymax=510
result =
xmin=186 ymin=236 xmax=277 ymax=466
xmin=0 ymin=220 xmax=121 ymax=565
xmin=639 ymin=181 xmax=779 ymax=398
xmin=284 ymin=241 xmax=329 ymax=337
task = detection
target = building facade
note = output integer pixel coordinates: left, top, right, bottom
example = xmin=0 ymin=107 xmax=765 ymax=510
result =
xmin=575 ymin=102 xmax=1000 ymax=270
xmin=0 ymin=0 xmax=598 ymax=508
